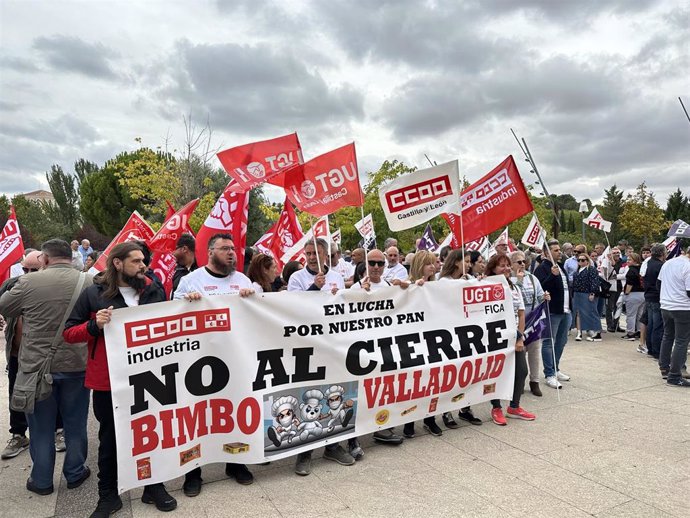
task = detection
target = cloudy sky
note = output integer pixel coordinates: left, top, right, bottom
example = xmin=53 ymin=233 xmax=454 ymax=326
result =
xmin=1 ymin=0 xmax=688 ymax=206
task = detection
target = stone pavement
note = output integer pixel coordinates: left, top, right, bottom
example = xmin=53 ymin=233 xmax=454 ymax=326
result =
xmin=0 ymin=328 xmax=688 ymax=518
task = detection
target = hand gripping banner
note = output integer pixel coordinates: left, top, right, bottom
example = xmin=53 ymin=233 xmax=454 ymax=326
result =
xmin=105 ymin=278 xmax=516 ymax=492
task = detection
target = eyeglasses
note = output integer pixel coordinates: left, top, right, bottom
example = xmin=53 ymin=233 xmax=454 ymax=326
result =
xmin=368 ymin=260 xmax=385 ymax=267
xmin=213 ymin=246 xmax=234 ymax=252
xmin=578 ymin=258 xmax=588 ymax=263
xmin=22 ymin=267 xmax=38 ymax=273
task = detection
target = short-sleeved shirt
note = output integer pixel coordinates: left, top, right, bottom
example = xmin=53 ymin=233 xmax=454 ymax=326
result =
xmin=173 ymin=267 xmax=252 ymax=298
xmin=287 ymin=266 xmax=345 ymax=292
xmin=659 ymin=256 xmax=690 ymax=311
xmin=383 ymin=263 xmax=408 ymax=282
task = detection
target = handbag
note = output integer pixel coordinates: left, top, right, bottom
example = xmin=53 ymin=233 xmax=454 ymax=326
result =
xmin=10 ymin=273 xmax=86 ymax=414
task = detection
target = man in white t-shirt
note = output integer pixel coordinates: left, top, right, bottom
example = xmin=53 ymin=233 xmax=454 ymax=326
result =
xmin=172 ymin=233 xmax=255 ymax=495
xmin=657 ymin=246 xmax=690 ymax=387
xmin=382 ymin=246 xmax=407 ymax=282
xmin=328 ymin=243 xmax=355 ymax=286
xmin=287 ymin=238 xmax=351 ymax=475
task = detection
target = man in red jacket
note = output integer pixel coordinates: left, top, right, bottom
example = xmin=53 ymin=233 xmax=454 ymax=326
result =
xmin=63 ymin=242 xmax=177 ymax=518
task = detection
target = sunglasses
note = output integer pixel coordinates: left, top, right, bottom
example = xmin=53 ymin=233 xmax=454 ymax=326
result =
xmin=578 ymin=258 xmax=588 ymax=263
xmin=368 ymin=260 xmax=385 ymax=267
xmin=514 ymin=260 xmax=525 ymax=264
xmin=22 ymin=267 xmax=39 ymax=273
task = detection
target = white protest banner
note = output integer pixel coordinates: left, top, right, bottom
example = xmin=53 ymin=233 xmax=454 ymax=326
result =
xmin=105 ymin=278 xmax=516 ymax=492
xmin=378 ymin=160 xmax=460 ymax=231
xmin=583 ymin=207 xmax=612 ymax=233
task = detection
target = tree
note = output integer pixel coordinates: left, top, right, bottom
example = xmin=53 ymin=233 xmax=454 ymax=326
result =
xmin=79 ymin=166 xmax=139 ymax=237
xmin=110 ymin=146 xmax=180 ymax=221
xmin=665 ymin=188 xmax=690 ymax=222
xmin=619 ymin=183 xmax=668 ymax=247
xmin=73 ymin=158 xmax=100 ymax=187
xmin=45 ymin=164 xmax=81 ymax=230
xmin=600 ymin=184 xmax=625 ymax=243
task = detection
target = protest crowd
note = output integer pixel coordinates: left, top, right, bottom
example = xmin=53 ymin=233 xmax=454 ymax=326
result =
xmin=1 ymin=136 xmax=688 ymax=518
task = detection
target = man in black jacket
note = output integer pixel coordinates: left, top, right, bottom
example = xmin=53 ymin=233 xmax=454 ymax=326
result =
xmin=171 ymin=233 xmax=197 ymax=296
xmin=535 ymin=241 xmax=572 ymax=390
xmin=643 ymin=244 xmax=666 ymax=359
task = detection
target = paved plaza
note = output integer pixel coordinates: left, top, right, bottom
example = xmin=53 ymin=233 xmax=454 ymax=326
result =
xmin=0 ymin=327 xmax=688 ymax=518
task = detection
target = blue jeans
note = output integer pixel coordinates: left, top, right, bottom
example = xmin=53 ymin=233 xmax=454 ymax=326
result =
xmin=645 ymin=301 xmax=663 ymax=357
xmin=542 ymin=313 xmax=572 ymax=378
xmin=25 ymin=372 xmax=90 ymax=489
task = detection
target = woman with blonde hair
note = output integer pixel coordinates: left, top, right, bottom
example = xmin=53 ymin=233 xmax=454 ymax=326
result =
xmin=403 ymin=251 xmax=444 ymax=438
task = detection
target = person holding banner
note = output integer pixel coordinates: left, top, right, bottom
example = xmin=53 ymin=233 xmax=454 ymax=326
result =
xmin=383 ymin=246 xmax=408 ymax=282
xmin=173 ymin=233 xmax=256 ymax=494
xmin=438 ymin=250 xmax=483 ymax=427
xmin=63 ymin=242 xmax=177 ymax=517
xmin=402 ymin=251 xmax=445 ymax=437
xmin=572 ymin=253 xmax=602 ymax=343
xmin=485 ymin=255 xmax=535 ymax=425
xmin=247 ymin=253 xmax=278 ymax=293
xmin=534 ymin=241 xmax=572 ymax=390
xmin=511 ymin=251 xmax=550 ymax=397
xmin=287 ymin=238 xmax=355 ymax=475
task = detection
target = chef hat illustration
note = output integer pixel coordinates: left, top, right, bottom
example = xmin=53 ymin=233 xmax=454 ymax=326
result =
xmin=325 ymin=385 xmax=345 ymax=398
xmin=271 ymin=395 xmax=298 ymax=417
xmin=302 ymin=389 xmax=324 ymax=403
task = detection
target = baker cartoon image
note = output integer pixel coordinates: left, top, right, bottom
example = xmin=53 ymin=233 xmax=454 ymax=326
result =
xmin=297 ymin=389 xmax=325 ymax=441
xmin=267 ymin=395 xmax=300 ymax=448
xmin=322 ymin=385 xmax=354 ymax=432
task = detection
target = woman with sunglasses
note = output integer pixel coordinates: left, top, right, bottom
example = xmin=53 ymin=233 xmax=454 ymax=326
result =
xmin=484 ymin=254 xmax=535 ymax=425
xmin=510 ymin=251 xmax=550 ymax=397
xmin=437 ymin=250 xmax=483 ymax=427
xmin=403 ymin=251 xmax=445 ymax=438
xmin=572 ymin=253 xmax=602 ymax=342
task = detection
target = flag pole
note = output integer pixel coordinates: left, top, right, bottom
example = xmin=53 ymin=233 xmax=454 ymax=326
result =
xmin=534 ymin=212 xmax=556 ymax=265
xmin=310 ymin=216 xmax=322 ymax=273
xmin=360 ymin=206 xmax=370 ymax=279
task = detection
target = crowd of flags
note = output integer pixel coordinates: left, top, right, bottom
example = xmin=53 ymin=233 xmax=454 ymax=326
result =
xmin=2 ymin=131 xmax=689 ymax=291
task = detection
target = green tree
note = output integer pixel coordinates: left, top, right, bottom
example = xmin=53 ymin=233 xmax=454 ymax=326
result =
xmin=600 ymin=184 xmax=625 ymax=243
xmin=620 ymin=183 xmax=668 ymax=247
xmin=665 ymin=188 xmax=690 ymax=222
xmin=73 ymin=158 xmax=100 ymax=187
xmin=45 ymin=164 xmax=81 ymax=230
xmin=79 ymin=166 xmax=138 ymax=237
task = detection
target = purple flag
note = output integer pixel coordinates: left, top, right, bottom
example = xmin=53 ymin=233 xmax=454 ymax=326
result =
xmin=667 ymin=219 xmax=690 ymax=238
xmin=524 ymin=302 xmax=550 ymax=345
xmin=417 ymin=223 xmax=439 ymax=251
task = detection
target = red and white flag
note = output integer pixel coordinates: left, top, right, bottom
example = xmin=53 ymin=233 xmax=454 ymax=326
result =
xmin=195 ymin=185 xmax=249 ymax=271
xmin=520 ymin=214 xmax=546 ymax=249
xmin=279 ymin=143 xmax=363 ymax=217
xmin=280 ymin=215 xmax=330 ymax=266
xmin=331 ymin=229 xmax=342 ymax=245
xmin=217 ymin=133 xmax=303 ymax=193
xmin=163 ymin=201 xmax=196 ymax=237
xmin=147 ymin=199 xmax=199 ymax=253
xmin=0 ymin=206 xmax=24 ymax=283
xmin=490 ymin=227 xmax=517 ymax=256
xmin=149 ymin=252 xmax=177 ymax=299
xmin=255 ymin=199 xmax=304 ymax=270
xmin=441 ymin=213 xmax=461 ymax=248
xmin=354 ymin=213 xmax=375 ymax=240
xmin=91 ymin=211 xmax=155 ymax=273
xmin=459 ymin=156 xmax=533 ymax=243
xmin=379 ymin=160 xmax=461 ymax=232
xmin=583 ymin=207 xmax=612 ymax=233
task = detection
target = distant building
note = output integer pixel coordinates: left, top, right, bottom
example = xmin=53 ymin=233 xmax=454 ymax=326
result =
xmin=21 ymin=189 xmax=55 ymax=203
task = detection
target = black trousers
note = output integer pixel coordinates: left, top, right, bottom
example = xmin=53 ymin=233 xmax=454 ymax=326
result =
xmin=7 ymin=356 xmax=28 ymax=435
xmin=93 ymin=390 xmax=118 ymax=496
xmin=492 ymin=350 xmax=528 ymax=409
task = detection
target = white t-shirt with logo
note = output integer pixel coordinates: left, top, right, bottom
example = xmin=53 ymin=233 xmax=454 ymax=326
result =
xmin=173 ymin=267 xmax=252 ymax=298
xmin=287 ymin=266 xmax=345 ymax=292
xmin=382 ymin=262 xmax=408 ymax=282
xmin=351 ymin=279 xmax=391 ymax=291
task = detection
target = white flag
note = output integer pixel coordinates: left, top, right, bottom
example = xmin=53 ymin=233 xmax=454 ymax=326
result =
xmin=520 ymin=214 xmax=546 ymax=249
xmin=354 ymin=213 xmax=376 ymax=239
xmin=378 ymin=160 xmax=460 ymax=231
xmin=331 ymin=228 xmax=342 ymax=245
xmin=583 ymin=207 xmax=612 ymax=233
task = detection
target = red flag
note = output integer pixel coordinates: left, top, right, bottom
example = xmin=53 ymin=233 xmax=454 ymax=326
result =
xmin=217 ymin=133 xmax=303 ymax=193
xmin=441 ymin=213 xmax=461 ymax=248
xmin=266 ymin=200 xmax=303 ymax=269
xmin=165 ymin=200 xmax=176 ymax=221
xmin=150 ymin=251 xmax=177 ymax=299
xmin=0 ymin=206 xmax=25 ymax=283
xmin=456 ymin=156 xmax=533 ymax=244
xmin=147 ymin=199 xmax=199 ymax=253
xmin=91 ymin=211 xmax=155 ymax=273
xmin=280 ymin=215 xmax=329 ymax=266
xmin=195 ymin=185 xmax=249 ymax=271
xmin=254 ymin=224 xmax=276 ymax=255
xmin=279 ymin=143 xmax=363 ymax=217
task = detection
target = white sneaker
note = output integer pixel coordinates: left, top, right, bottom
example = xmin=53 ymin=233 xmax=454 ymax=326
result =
xmin=545 ymin=376 xmax=562 ymax=389
xmin=575 ymin=332 xmax=582 ymax=341
xmin=556 ymin=371 xmax=570 ymax=382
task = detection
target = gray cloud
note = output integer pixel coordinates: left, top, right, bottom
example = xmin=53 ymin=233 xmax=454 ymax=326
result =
xmin=141 ymin=40 xmax=364 ymax=136
xmin=0 ymin=114 xmax=100 ymax=146
xmin=32 ymin=35 xmax=119 ymax=79
xmin=0 ymin=55 xmax=40 ymax=73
